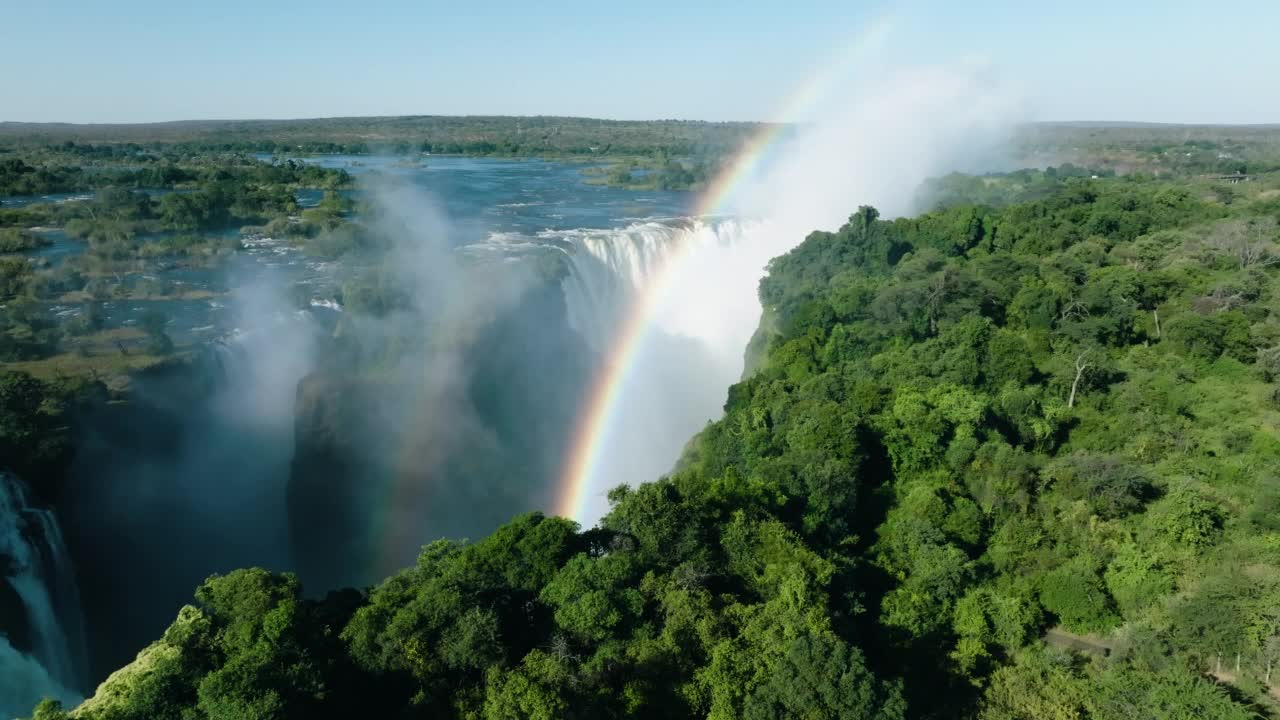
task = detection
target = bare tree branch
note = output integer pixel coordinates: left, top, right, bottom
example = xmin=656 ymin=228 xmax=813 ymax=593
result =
xmin=1068 ymin=350 xmax=1092 ymax=409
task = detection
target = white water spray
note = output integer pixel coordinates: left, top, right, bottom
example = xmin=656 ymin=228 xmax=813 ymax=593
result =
xmin=556 ymin=62 xmax=1021 ymax=524
xmin=554 ymin=220 xmax=754 ymax=507
xmin=0 ymin=471 xmax=86 ymax=717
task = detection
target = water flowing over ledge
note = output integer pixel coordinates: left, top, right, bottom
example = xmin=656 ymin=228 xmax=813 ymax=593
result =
xmin=0 ymin=471 xmax=87 ymax=716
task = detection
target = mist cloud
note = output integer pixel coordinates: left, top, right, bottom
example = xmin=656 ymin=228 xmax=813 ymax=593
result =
xmin=572 ymin=60 xmax=1024 ymax=523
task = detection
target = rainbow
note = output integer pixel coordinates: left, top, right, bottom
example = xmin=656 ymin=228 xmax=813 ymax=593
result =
xmin=552 ymin=20 xmax=892 ymax=524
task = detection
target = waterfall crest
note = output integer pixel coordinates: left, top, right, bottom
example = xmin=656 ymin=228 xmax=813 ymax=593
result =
xmin=552 ymin=218 xmax=772 ymax=522
xmin=556 ymin=218 xmax=759 ymax=354
xmin=0 ymin=471 xmax=87 ymax=715
xmin=558 ymin=222 xmax=681 ymax=351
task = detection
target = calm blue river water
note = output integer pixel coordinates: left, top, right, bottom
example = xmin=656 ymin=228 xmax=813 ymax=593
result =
xmin=2 ymin=157 xmax=695 ymax=345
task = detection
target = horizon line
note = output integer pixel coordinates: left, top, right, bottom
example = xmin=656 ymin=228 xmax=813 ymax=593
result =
xmin=2 ymin=115 xmax=1278 ymax=130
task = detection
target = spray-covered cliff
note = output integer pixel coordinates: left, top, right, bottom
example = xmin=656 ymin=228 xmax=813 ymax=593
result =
xmin=288 ymin=259 xmax=592 ymax=592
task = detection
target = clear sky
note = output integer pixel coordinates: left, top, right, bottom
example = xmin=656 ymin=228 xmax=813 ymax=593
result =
xmin=3 ymin=0 xmax=1276 ymax=124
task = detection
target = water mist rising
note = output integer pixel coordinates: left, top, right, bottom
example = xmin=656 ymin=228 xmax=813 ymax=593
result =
xmin=289 ymin=178 xmax=593 ymax=590
xmin=560 ymin=63 xmax=1019 ymax=524
xmin=68 ymin=276 xmax=319 ymax=680
xmin=558 ymin=221 xmax=745 ymax=518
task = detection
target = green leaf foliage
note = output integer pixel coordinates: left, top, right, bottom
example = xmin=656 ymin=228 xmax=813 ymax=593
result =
xmin=46 ymin=170 xmax=1280 ymax=719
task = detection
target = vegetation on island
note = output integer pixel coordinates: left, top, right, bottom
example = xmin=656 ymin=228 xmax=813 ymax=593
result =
xmin=0 ymin=148 xmax=352 ymax=369
xmin=10 ymin=150 xmax=1280 ymax=719
xmin=0 ymin=147 xmax=346 ymax=198
xmin=580 ymin=156 xmax=719 ymax=191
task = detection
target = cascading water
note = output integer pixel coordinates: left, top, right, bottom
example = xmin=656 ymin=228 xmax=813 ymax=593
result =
xmin=558 ymin=222 xmax=680 ymax=352
xmin=0 ymin=471 xmax=86 ymax=717
xmin=557 ymin=218 xmax=762 ymax=357
xmin=554 ymin=218 xmax=774 ymax=520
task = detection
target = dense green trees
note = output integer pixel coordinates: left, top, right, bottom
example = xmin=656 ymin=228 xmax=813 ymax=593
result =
xmin=0 ymin=143 xmax=350 ymax=198
xmin=20 ymin=166 xmax=1280 ymax=718
xmin=731 ymin=173 xmax=1280 ymax=715
xmin=0 ymin=229 xmax=50 ymax=253
xmin=0 ymin=371 xmax=102 ymax=500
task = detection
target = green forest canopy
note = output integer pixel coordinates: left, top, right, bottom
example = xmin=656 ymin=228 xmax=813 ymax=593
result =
xmin=19 ymin=167 xmax=1280 ymax=719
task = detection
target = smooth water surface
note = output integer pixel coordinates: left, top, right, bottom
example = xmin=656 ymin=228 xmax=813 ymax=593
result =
xmin=1 ymin=157 xmax=695 ymax=342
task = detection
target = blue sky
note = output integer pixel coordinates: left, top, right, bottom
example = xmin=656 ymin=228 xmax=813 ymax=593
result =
xmin=3 ymin=0 xmax=1276 ymax=124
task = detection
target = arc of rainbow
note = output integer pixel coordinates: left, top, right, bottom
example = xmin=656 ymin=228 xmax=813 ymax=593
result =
xmin=553 ymin=19 xmax=893 ymax=524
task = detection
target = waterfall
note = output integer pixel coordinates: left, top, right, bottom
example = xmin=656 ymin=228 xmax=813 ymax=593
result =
xmin=552 ymin=218 xmax=783 ymax=521
xmin=558 ymin=223 xmax=678 ymax=352
xmin=0 ymin=471 xmax=86 ymax=716
xmin=556 ymin=219 xmax=763 ymax=355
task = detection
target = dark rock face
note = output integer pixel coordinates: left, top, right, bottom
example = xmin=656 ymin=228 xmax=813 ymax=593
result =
xmin=0 ymin=577 xmax=32 ymax=653
xmin=65 ymin=354 xmax=295 ymax=682
xmin=288 ymin=374 xmax=393 ymax=592
xmin=56 ymin=269 xmax=593 ymax=683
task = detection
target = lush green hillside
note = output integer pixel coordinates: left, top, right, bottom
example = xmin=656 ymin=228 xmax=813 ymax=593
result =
xmin=22 ymin=169 xmax=1280 ymax=719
